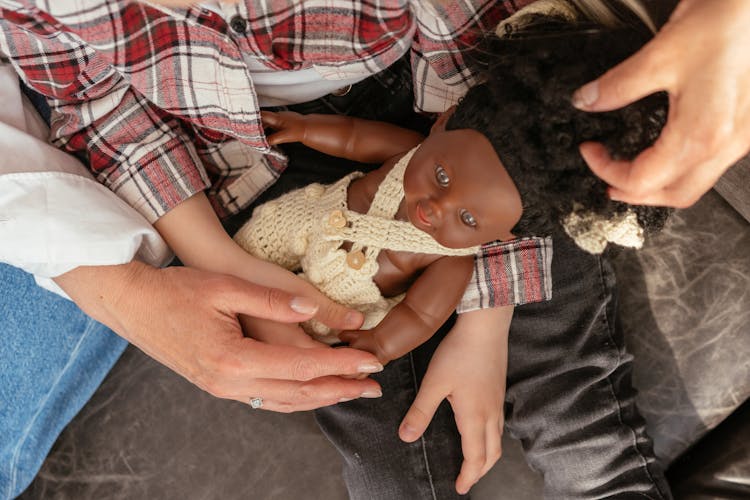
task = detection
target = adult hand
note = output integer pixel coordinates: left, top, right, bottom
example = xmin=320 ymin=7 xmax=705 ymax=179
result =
xmin=573 ymin=0 xmax=750 ymax=208
xmin=398 ymin=307 xmax=511 ymax=495
xmin=54 ymin=261 xmax=383 ymax=412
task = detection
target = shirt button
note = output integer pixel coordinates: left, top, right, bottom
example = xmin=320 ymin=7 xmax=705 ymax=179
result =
xmin=331 ymin=85 xmax=352 ymax=97
xmin=229 ymin=15 xmax=248 ymax=34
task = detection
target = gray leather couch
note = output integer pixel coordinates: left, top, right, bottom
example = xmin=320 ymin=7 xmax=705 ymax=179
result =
xmin=19 ymin=2 xmax=750 ymax=495
xmin=19 ymin=158 xmax=750 ymax=500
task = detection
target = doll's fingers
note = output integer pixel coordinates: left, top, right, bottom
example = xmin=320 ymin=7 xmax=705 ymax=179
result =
xmin=398 ymin=390 xmax=443 ymax=443
xmin=240 ymin=315 xmax=323 ymax=348
xmin=260 ymin=110 xmax=280 ymax=127
xmin=266 ymin=130 xmax=297 ymax=146
xmin=337 ymin=330 xmax=361 ymax=344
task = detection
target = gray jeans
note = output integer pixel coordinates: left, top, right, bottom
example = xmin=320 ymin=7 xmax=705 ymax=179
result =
xmin=315 ymin=234 xmax=671 ymax=499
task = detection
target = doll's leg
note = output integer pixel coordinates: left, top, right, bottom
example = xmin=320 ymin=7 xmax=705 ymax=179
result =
xmin=503 ymin=233 xmax=672 ymax=499
xmin=0 ymin=264 xmax=127 ymax=499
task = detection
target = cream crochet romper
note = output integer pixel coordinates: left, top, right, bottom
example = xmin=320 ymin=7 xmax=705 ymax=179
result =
xmin=234 ymin=147 xmax=479 ymax=340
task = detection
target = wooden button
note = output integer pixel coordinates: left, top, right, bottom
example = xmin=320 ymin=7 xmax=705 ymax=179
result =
xmin=328 ymin=209 xmax=347 ymax=228
xmin=346 ymin=250 xmax=365 ymax=270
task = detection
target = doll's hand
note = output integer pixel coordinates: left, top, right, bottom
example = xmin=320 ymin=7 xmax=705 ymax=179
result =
xmin=398 ymin=307 xmax=511 ymax=495
xmin=261 ymin=110 xmax=308 ymax=146
xmin=339 ymin=329 xmax=391 ymax=366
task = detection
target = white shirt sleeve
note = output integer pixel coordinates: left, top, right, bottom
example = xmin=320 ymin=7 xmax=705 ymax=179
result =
xmin=0 ymin=65 xmax=172 ymax=298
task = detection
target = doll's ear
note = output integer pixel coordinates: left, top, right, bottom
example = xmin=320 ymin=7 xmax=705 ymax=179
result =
xmin=430 ymin=105 xmax=457 ymax=134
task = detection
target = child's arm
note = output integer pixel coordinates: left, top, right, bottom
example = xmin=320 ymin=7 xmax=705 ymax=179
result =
xmin=339 ymin=255 xmax=474 ymax=364
xmin=262 ymin=111 xmax=424 ymax=164
xmin=153 ymin=191 xmax=363 ymax=330
xmin=398 ymin=305 xmax=513 ymax=495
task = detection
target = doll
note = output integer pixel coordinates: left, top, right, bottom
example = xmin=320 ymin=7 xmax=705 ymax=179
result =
xmin=232 ymin=23 xmax=670 ymax=364
xmin=235 ymin=110 xmax=522 ymax=362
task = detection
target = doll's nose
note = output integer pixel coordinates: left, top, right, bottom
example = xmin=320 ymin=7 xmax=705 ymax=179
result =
xmin=425 ymin=199 xmax=444 ymax=226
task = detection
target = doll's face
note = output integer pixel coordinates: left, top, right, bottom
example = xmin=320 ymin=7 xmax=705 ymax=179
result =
xmin=402 ymin=129 xmax=522 ymax=248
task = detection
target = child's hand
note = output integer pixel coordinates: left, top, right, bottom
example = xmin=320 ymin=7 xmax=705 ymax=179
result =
xmin=398 ymin=306 xmax=512 ymax=495
xmin=338 ymin=329 xmax=391 ymax=366
xmin=261 ymin=110 xmax=308 ymax=145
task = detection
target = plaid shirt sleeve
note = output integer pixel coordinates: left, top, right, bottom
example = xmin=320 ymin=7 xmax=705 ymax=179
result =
xmin=52 ymin=87 xmax=211 ymax=223
xmin=458 ymin=236 xmax=553 ymax=312
xmin=0 ymin=4 xmax=217 ymax=223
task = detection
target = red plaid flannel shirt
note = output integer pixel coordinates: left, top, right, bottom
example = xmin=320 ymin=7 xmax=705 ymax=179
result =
xmin=0 ymin=0 xmax=552 ymax=308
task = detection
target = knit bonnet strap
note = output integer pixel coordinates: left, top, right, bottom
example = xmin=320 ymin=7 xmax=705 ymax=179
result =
xmin=336 ymin=145 xmax=480 ymax=256
xmin=366 ymin=146 xmax=417 ymax=219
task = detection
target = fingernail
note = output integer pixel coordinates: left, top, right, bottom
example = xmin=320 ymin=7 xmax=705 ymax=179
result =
xmin=572 ymin=81 xmax=599 ymax=109
xmin=400 ymin=423 xmax=417 ymax=440
xmin=357 ymin=363 xmax=383 ymax=374
xmin=290 ymin=296 xmax=318 ymax=315
xmin=360 ymin=389 xmax=382 ymax=398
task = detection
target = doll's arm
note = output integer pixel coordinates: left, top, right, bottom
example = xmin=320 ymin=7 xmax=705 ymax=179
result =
xmin=262 ymin=111 xmax=424 ymax=164
xmin=339 ymin=255 xmax=474 ymax=364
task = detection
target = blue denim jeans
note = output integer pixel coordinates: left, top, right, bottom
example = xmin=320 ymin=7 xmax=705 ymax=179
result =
xmin=0 ymin=264 xmax=127 ymax=499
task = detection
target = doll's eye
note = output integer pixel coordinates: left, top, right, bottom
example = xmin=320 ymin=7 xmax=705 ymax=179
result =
xmin=435 ymin=165 xmax=450 ymax=187
xmin=460 ymin=209 xmax=477 ymax=228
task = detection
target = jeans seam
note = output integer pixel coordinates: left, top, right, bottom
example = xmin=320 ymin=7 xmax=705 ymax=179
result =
xmin=7 ymin=317 xmax=97 ymax=498
xmin=407 ymin=352 xmax=438 ymax=500
xmin=596 ymin=256 xmax=665 ymax=500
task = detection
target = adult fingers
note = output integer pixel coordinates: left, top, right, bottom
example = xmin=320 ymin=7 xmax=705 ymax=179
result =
xmin=234 ymin=338 xmax=383 ymax=381
xmin=581 ymin=129 xmax=735 ymax=208
xmin=237 ymin=375 xmax=382 ymax=413
xmin=210 ymin=274 xmax=320 ymax=323
xmin=312 ymin=294 xmax=365 ymax=331
xmin=215 ymin=275 xmax=362 ymax=330
xmin=454 ymin=412 xmax=487 ymax=495
xmin=398 ymin=385 xmax=443 ymax=443
xmin=572 ymin=37 xmax=673 ymax=112
xmin=580 ymin=138 xmax=683 ymax=201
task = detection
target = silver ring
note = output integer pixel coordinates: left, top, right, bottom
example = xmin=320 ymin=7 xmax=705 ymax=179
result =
xmin=249 ymin=397 xmax=263 ymax=409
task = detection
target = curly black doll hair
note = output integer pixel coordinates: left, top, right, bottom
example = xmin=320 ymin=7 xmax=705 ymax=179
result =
xmin=446 ymin=17 xmax=671 ymax=253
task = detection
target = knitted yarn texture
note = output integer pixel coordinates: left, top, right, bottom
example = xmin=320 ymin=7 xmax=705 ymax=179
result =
xmin=234 ymin=146 xmax=479 ymax=339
